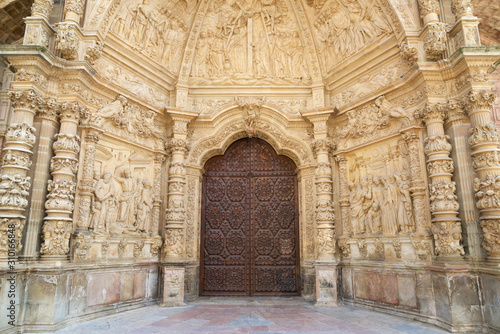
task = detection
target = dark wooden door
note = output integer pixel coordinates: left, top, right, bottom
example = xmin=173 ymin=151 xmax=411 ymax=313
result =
xmin=200 ymin=138 xmax=300 ymax=296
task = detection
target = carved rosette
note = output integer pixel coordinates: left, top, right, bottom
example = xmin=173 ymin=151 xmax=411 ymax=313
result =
xmin=55 ymin=22 xmax=78 ymax=61
xmin=31 ymin=0 xmax=54 ymax=19
xmin=416 ymin=103 xmax=464 ymax=256
xmin=75 ymin=129 xmax=102 ymax=230
xmin=402 ymin=129 xmax=428 ymax=233
xmin=41 ymin=102 xmax=82 ymax=259
xmin=463 ymin=90 xmax=500 ymax=257
xmin=424 ymin=23 xmax=449 ymax=61
xmin=0 ymin=90 xmax=42 ymax=258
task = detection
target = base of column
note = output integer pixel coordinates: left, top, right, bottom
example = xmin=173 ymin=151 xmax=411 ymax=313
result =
xmin=314 ymin=263 xmax=339 ymax=307
xmin=159 ymin=265 xmax=186 ymax=307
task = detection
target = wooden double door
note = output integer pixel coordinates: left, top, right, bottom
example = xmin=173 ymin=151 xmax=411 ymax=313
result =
xmin=200 ymin=138 xmax=300 ymax=296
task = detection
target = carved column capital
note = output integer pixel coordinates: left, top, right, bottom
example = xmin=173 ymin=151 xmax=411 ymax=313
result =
xmin=415 ymin=102 xmax=447 ymax=125
xmin=446 ymin=100 xmax=468 ymax=123
xmin=59 ymin=101 xmax=84 ymax=123
xmin=63 ymin=0 xmax=84 ymax=17
xmin=8 ymin=89 xmax=42 ymax=112
xmin=461 ymin=90 xmax=496 ymax=115
xmin=36 ymin=98 xmax=60 ymax=122
xmin=31 ymin=0 xmax=54 ymax=19
xmin=418 ymin=0 xmax=439 ymax=18
xmin=167 ymin=138 xmax=190 ymax=155
xmin=312 ymin=138 xmax=335 ymax=155
xmin=451 ymin=0 xmax=474 ymax=19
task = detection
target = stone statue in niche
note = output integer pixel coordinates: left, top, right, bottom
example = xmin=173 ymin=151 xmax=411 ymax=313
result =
xmin=348 ymin=172 xmax=415 ymax=236
xmin=136 ymin=179 xmax=153 ymax=234
xmin=115 ymin=167 xmax=139 ymax=232
xmin=90 ymin=172 xmax=117 ymax=234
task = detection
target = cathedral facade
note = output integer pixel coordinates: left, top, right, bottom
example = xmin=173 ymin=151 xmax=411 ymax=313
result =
xmin=0 ymin=0 xmax=499 ymax=332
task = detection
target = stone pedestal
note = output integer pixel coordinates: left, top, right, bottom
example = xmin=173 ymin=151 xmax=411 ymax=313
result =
xmin=159 ymin=266 xmax=186 ymax=307
xmin=314 ymin=264 xmax=339 ymax=307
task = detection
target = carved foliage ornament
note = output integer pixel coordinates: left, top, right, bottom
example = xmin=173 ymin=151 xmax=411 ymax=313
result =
xmin=431 ymin=221 xmax=465 ymax=256
xmin=5 ymin=123 xmax=37 ymax=147
xmin=468 ymin=124 xmax=499 ymax=147
xmin=85 ymin=41 xmax=104 ymax=65
xmin=418 ymin=0 xmax=439 ymax=17
xmin=429 ymin=180 xmax=459 ymax=213
xmin=31 ymin=0 xmax=54 ymax=18
xmin=451 ymin=0 xmax=474 ymax=18
xmin=399 ymin=42 xmax=419 ymax=66
xmin=474 ymin=174 xmax=500 ymax=210
xmin=0 ymin=218 xmax=25 ymax=255
xmin=480 ymin=220 xmax=500 ymax=256
xmin=165 ymin=229 xmax=183 ymax=256
xmin=424 ymin=23 xmax=450 ymax=61
xmin=0 ymin=175 xmax=31 ymax=209
xmin=64 ymin=0 xmax=84 ymax=16
xmin=40 ymin=220 xmax=72 ymax=255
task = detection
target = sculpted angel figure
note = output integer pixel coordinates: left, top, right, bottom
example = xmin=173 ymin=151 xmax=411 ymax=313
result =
xmin=374 ymin=96 xmax=405 ymax=125
xmin=94 ymin=95 xmax=128 ymax=126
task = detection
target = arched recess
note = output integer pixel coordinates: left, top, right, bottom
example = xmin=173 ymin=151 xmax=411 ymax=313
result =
xmin=0 ymin=0 xmax=33 ymax=44
xmin=187 ymin=107 xmax=314 ymax=169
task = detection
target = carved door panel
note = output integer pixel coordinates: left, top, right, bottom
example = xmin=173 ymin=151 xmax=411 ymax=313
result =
xmin=201 ymin=138 xmax=299 ymax=296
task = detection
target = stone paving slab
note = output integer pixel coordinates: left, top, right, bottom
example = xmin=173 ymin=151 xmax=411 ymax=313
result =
xmin=53 ymin=297 xmax=449 ymax=334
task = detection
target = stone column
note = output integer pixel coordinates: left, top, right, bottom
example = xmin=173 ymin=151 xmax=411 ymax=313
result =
xmin=444 ymin=101 xmax=482 ymax=257
xmin=415 ymin=103 xmax=464 ymax=257
xmin=163 ymin=112 xmax=196 ymax=261
xmin=24 ymin=0 xmax=54 ymax=49
xmin=401 ymin=129 xmax=428 ymax=234
xmin=152 ymin=153 xmax=166 ymax=237
xmin=40 ymin=102 xmax=83 ymax=260
xmin=63 ymin=0 xmax=84 ymax=23
xmin=462 ymin=90 xmax=500 ymax=257
xmin=22 ymin=98 xmax=60 ymax=260
xmin=75 ymin=128 xmax=102 ymax=232
xmin=0 ymin=90 xmax=41 ymax=261
xmin=418 ymin=0 xmax=439 ymax=24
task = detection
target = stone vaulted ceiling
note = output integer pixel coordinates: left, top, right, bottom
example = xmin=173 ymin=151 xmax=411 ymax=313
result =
xmin=473 ymin=0 xmax=500 ymax=46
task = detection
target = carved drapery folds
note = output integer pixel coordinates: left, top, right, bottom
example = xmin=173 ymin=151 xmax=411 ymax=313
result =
xmin=41 ymin=102 xmax=83 ymax=259
xmin=0 ymin=90 xmax=42 ymax=259
xmin=462 ymin=90 xmax=500 ymax=257
xmin=415 ymin=103 xmax=464 ymax=256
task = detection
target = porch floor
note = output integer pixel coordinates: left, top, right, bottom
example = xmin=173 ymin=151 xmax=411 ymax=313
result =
xmin=54 ymin=297 xmax=448 ymax=333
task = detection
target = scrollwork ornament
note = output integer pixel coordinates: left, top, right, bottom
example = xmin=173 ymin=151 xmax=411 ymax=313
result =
xmin=317 ymin=228 xmax=336 ymax=255
xmin=0 ymin=174 xmax=31 ymax=209
xmin=480 ymin=219 xmax=500 ymax=256
xmin=73 ymin=237 xmax=91 ymax=260
xmin=473 ymin=174 xmax=500 ymax=210
xmin=424 ymin=135 xmax=452 ymax=155
xmin=427 ymin=159 xmax=454 ymax=175
xmin=64 ymin=0 xmax=84 ymax=16
xmin=316 ymin=199 xmax=335 ymax=222
xmin=133 ymin=241 xmax=145 ymax=258
xmin=40 ymin=220 xmax=72 ymax=256
xmin=468 ymin=124 xmax=499 ymax=147
xmin=165 ymin=229 xmax=183 ymax=256
xmin=338 ymin=238 xmax=350 ymax=257
xmin=431 ymin=221 xmax=465 ymax=256
xmin=312 ymin=139 xmax=335 ymax=154
xmin=0 ymin=218 xmax=25 ymax=256
xmin=118 ymin=239 xmax=128 ymax=258
xmin=169 ymin=162 xmax=186 ymax=177
xmin=8 ymin=89 xmax=40 ymax=110
xmin=50 ymin=157 xmax=78 ymax=174
xmin=53 ymin=133 xmax=81 ymax=153
xmin=2 ymin=150 xmax=32 ymax=169
xmin=315 ymin=162 xmax=332 ymax=177
xmin=151 ymin=237 xmax=163 ymax=256
xmin=5 ymin=123 xmax=37 ymax=146
xmin=429 ymin=180 xmax=460 ymax=213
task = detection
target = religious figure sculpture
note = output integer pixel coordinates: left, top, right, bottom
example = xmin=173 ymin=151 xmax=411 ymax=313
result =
xmin=136 ymin=179 xmax=153 ymax=234
xmin=115 ymin=167 xmax=139 ymax=232
xmin=90 ymin=172 xmax=117 ymax=234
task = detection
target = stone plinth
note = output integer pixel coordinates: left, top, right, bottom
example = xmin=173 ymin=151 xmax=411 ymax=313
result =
xmin=159 ymin=266 xmax=186 ymax=307
xmin=314 ymin=264 xmax=339 ymax=307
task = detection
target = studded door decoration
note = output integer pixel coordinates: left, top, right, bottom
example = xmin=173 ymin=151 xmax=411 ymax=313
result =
xmin=201 ymin=138 xmax=300 ymax=296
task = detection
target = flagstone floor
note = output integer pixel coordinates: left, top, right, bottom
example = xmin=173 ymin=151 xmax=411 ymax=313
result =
xmin=54 ymin=297 xmax=448 ymax=334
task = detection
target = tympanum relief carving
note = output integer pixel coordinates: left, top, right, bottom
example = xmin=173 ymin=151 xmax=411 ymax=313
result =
xmin=109 ymin=0 xmax=196 ymax=74
xmin=189 ymin=0 xmax=311 ymax=86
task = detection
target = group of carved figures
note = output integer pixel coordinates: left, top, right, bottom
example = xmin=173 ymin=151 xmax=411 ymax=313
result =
xmin=191 ymin=0 xmax=309 ymax=81
xmin=315 ymin=0 xmax=391 ymax=69
xmin=349 ymin=173 xmax=415 ymax=235
xmin=89 ymin=168 xmax=154 ymax=235
xmin=112 ymin=0 xmax=186 ymax=68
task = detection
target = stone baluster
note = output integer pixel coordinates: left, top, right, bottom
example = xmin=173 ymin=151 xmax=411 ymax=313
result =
xmin=334 ymin=154 xmax=351 ymax=237
xmin=0 ymin=90 xmax=41 ymax=261
xmin=75 ymin=128 xmax=103 ymax=232
xmin=40 ymin=102 xmax=83 ymax=260
xmin=401 ymin=129 xmax=429 ymax=234
xmin=462 ymin=90 xmax=500 ymax=257
xmin=153 ymin=153 xmax=166 ymax=237
xmin=164 ymin=112 xmax=195 ymax=261
xmin=415 ymin=103 xmax=464 ymax=257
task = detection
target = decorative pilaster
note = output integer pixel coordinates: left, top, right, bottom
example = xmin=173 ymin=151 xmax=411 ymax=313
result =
xmin=163 ymin=111 xmax=196 ymax=261
xmin=462 ymin=90 xmax=500 ymax=257
xmin=335 ymin=154 xmax=350 ymax=237
xmin=415 ymin=103 xmax=464 ymax=256
xmin=153 ymin=154 xmax=166 ymax=237
xmin=401 ymin=129 xmax=428 ymax=234
xmin=23 ymin=0 xmax=54 ymax=48
xmin=0 ymin=90 xmax=41 ymax=260
xmin=75 ymin=128 xmax=102 ymax=231
xmin=40 ymin=102 xmax=83 ymax=260
xmin=304 ymin=109 xmax=336 ymax=261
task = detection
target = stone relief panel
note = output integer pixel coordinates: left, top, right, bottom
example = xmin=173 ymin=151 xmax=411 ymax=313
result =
xmin=333 ymin=95 xmax=412 ymax=149
xmin=330 ymin=60 xmax=410 ymax=108
xmin=108 ymin=0 xmax=197 ymax=74
xmin=346 ymin=140 xmax=415 ymax=237
xmin=188 ymin=0 xmax=311 ymax=86
xmin=94 ymin=60 xmax=170 ymax=109
xmin=82 ymin=95 xmax=166 ymax=150
xmin=306 ymin=0 xmax=394 ymax=72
